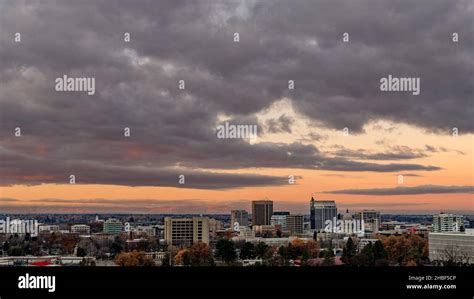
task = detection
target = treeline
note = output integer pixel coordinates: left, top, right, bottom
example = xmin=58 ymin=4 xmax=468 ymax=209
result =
xmin=342 ymin=234 xmax=429 ymax=266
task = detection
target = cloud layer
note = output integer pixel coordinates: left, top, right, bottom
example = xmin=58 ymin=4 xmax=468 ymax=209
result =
xmin=1 ymin=0 xmax=471 ymax=189
xmin=324 ymin=184 xmax=474 ymax=195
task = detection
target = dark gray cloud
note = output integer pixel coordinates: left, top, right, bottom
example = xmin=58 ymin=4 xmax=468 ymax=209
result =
xmin=324 ymin=184 xmax=474 ymax=195
xmin=0 ymin=0 xmax=468 ymax=188
xmin=297 ymin=132 xmax=327 ymax=143
xmin=0 ymin=146 xmax=286 ymax=189
xmin=265 ymin=114 xmax=294 ymax=133
xmin=330 ymin=146 xmax=427 ymax=160
xmin=330 ymin=145 xmax=465 ymax=161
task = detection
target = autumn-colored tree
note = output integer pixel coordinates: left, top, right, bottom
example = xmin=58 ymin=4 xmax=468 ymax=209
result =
xmin=114 ymin=250 xmax=155 ymax=266
xmin=263 ymin=246 xmax=276 ymax=260
xmin=304 ymin=240 xmax=320 ymax=259
xmin=174 ymin=249 xmax=191 ymax=266
xmin=59 ymin=234 xmax=79 ymax=255
xmin=188 ymin=242 xmax=213 ymax=266
xmin=381 ymin=234 xmax=428 ymax=266
xmin=291 ymin=238 xmax=305 ymax=248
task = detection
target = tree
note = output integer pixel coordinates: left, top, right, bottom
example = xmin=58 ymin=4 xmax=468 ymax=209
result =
xmin=215 ymin=239 xmax=237 ymax=264
xmin=240 ymin=242 xmax=256 ymax=260
xmin=79 ymin=258 xmax=96 ymax=266
xmin=438 ymin=244 xmax=471 ymax=266
xmin=278 ymin=245 xmax=288 ymax=260
xmin=110 ymin=236 xmax=124 ymax=257
xmin=161 ymin=253 xmax=171 ymax=267
xmin=372 ymin=240 xmax=388 ymax=266
xmin=114 ymin=251 xmax=155 ymax=266
xmin=276 ymin=229 xmax=282 ymax=238
xmin=255 ymin=242 xmax=269 ymax=259
xmin=350 ymin=253 xmax=370 ymax=266
xmin=381 ymin=235 xmax=428 ymax=266
xmin=188 ymin=242 xmax=213 ymax=266
xmin=8 ymin=245 xmax=24 ymax=256
xmin=3 ymin=240 xmax=10 ymax=253
xmin=303 ymin=240 xmax=319 ymax=259
xmin=174 ymin=249 xmax=191 ymax=266
xmin=360 ymin=242 xmax=375 ymax=265
xmin=348 ymin=240 xmax=389 ymax=266
xmin=288 ymin=238 xmax=305 ymax=259
xmin=76 ymin=247 xmax=87 ymax=257
xmin=322 ymin=249 xmax=335 ymax=266
xmin=263 ymin=246 xmax=275 ymax=261
xmin=342 ymin=237 xmax=356 ymax=263
xmin=59 ymin=234 xmax=79 ymax=255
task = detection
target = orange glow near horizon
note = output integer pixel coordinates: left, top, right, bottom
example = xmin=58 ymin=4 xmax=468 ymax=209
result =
xmin=1 ymin=121 xmax=472 ymax=214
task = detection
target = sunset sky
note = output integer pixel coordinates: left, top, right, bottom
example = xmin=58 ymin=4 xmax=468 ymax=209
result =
xmin=0 ymin=0 xmax=472 ymax=214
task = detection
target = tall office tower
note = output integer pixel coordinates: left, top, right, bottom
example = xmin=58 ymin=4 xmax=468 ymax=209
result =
xmin=164 ymin=217 xmax=209 ymax=247
xmin=433 ymin=213 xmax=464 ymax=232
xmin=310 ymin=196 xmax=316 ymax=230
xmin=286 ymin=214 xmax=304 ymax=235
xmin=252 ymin=200 xmax=273 ymax=226
xmin=271 ymin=211 xmax=290 ymax=229
xmin=355 ymin=209 xmax=381 ymax=232
xmin=231 ymin=210 xmax=249 ymax=228
xmin=314 ymin=200 xmax=337 ymax=231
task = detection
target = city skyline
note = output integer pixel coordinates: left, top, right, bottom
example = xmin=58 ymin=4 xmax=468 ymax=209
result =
xmin=0 ymin=1 xmax=473 ymax=215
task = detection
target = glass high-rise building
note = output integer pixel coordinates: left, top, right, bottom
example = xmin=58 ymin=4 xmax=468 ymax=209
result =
xmin=314 ymin=200 xmax=337 ymax=231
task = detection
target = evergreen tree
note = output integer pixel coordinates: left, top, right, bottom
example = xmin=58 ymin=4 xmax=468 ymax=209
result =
xmin=215 ymin=239 xmax=237 ymax=264
xmin=372 ymin=240 xmax=388 ymax=264
xmin=255 ymin=242 xmax=269 ymax=259
xmin=240 ymin=242 xmax=256 ymax=259
xmin=322 ymin=249 xmax=335 ymax=266
xmin=342 ymin=237 xmax=356 ymax=263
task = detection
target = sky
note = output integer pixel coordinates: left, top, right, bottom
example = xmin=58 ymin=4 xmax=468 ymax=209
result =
xmin=0 ymin=0 xmax=473 ymax=214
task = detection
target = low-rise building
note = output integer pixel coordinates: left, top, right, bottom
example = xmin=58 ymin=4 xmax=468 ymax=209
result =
xmin=104 ymin=219 xmax=122 ymax=234
xmin=39 ymin=225 xmax=60 ymax=233
xmin=429 ymin=229 xmax=474 ymax=264
xmin=209 ymin=218 xmax=224 ymax=237
xmin=133 ymin=225 xmax=156 ymax=236
xmin=239 ymin=226 xmax=255 ymax=238
xmin=71 ymin=224 xmax=91 ymax=235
